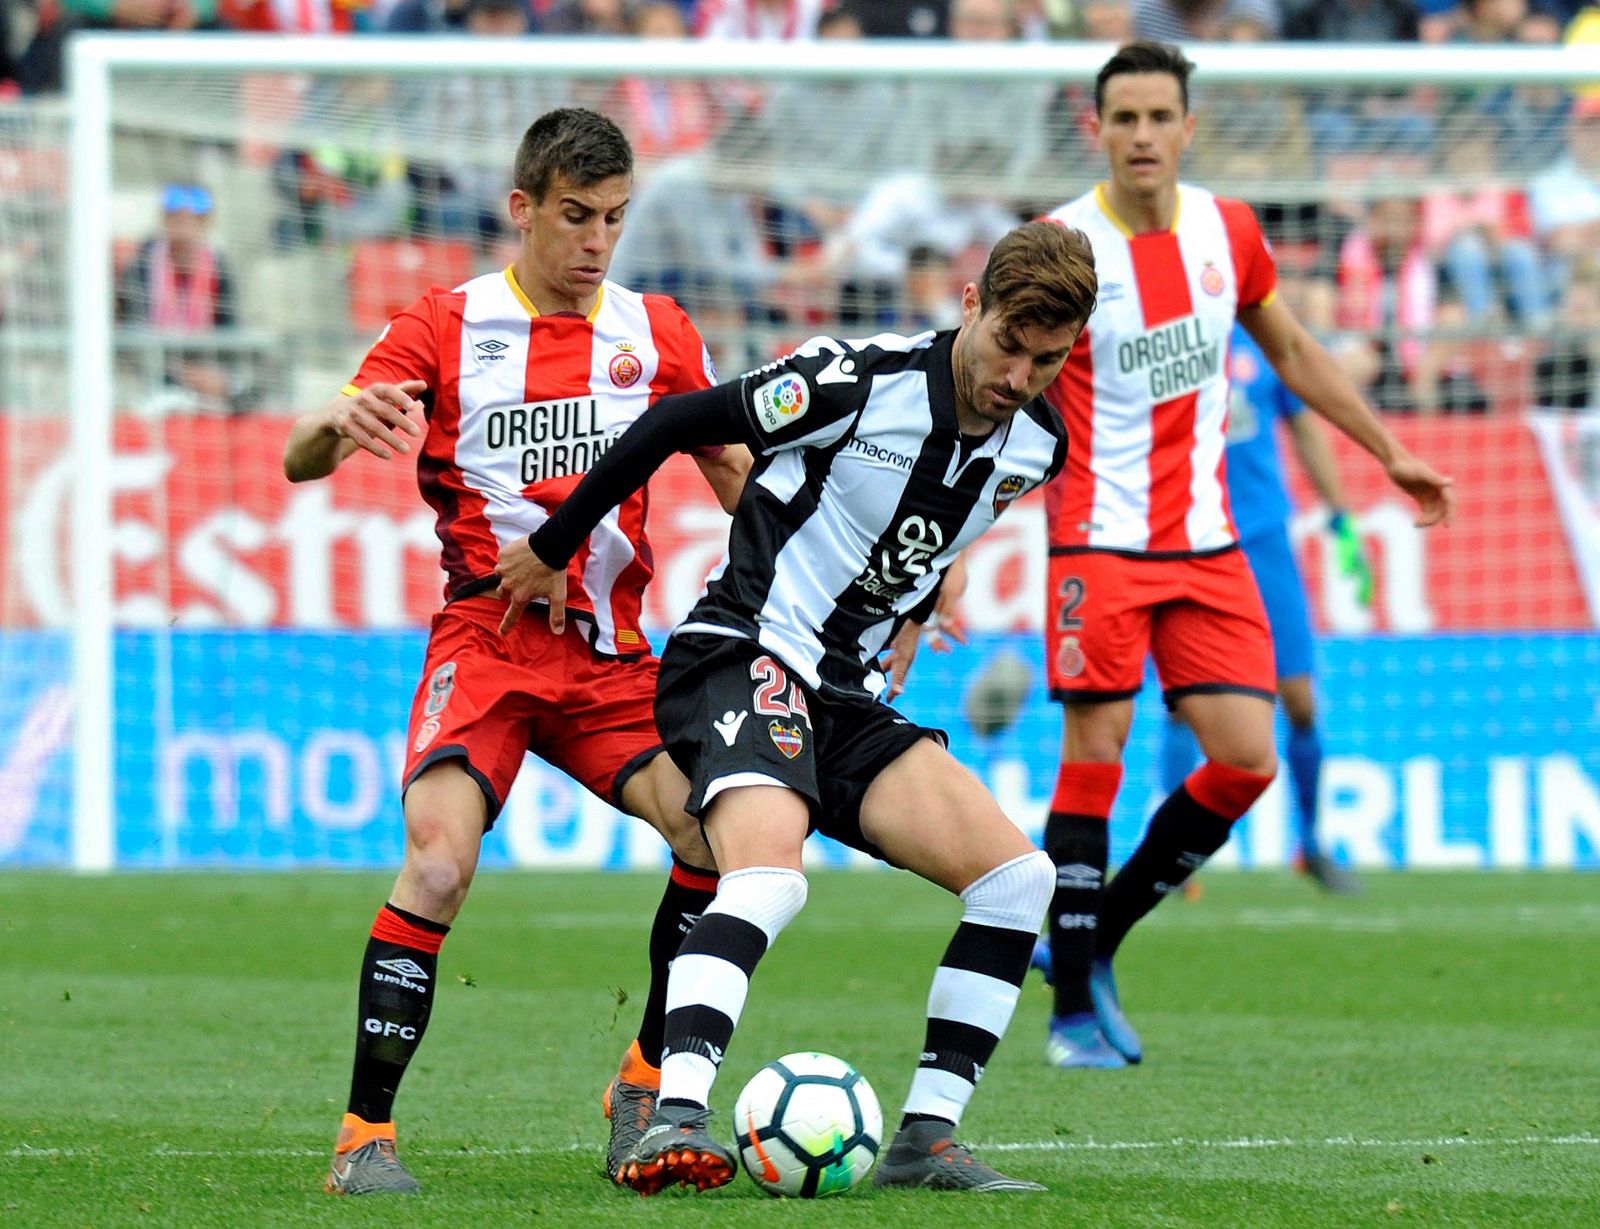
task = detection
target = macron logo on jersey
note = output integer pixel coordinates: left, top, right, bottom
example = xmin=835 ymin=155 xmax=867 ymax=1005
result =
xmin=752 ymin=374 xmax=810 ymax=433
xmin=1115 ymin=314 xmax=1223 ymax=401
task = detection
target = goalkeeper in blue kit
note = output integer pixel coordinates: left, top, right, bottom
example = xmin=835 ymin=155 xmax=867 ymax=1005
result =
xmin=1161 ymin=322 xmax=1369 ymax=893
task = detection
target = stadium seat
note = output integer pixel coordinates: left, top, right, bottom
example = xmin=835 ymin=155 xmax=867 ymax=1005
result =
xmin=349 ymin=239 xmax=477 ymax=336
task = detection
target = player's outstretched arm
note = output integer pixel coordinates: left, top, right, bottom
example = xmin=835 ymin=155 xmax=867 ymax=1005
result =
xmin=496 ymin=382 xmax=749 ymax=633
xmin=1240 ymin=297 xmax=1454 ymax=528
xmin=283 ymin=380 xmax=427 ymax=482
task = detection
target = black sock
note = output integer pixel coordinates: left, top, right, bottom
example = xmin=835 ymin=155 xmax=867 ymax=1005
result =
xmin=1043 ymin=814 xmax=1108 ymax=1018
xmin=347 ymin=902 xmax=449 ymax=1123
xmin=1095 ymin=787 xmax=1233 ymax=960
xmin=636 ymin=857 xmax=719 ymax=1068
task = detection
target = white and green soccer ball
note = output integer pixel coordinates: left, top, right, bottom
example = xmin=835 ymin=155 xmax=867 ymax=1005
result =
xmin=732 ymin=1051 xmax=882 ymax=1198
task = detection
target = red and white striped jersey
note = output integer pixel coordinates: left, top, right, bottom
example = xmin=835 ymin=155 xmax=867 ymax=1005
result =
xmin=346 ymin=267 xmax=716 ymax=655
xmin=1043 ymin=184 xmax=1277 ymax=556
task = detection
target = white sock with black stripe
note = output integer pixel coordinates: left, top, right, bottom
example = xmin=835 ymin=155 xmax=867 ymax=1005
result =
xmin=900 ymin=850 xmax=1054 ymax=1128
xmin=659 ymin=867 xmax=808 ymax=1110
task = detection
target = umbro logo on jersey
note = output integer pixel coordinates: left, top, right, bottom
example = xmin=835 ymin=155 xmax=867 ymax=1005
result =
xmin=1098 ymin=282 xmax=1124 ymax=303
xmin=713 ymin=709 xmax=748 ymax=746
xmin=474 ymin=338 xmax=510 ymax=361
xmin=816 ymin=354 xmax=858 ymax=385
xmin=376 ymin=958 xmax=430 ymax=980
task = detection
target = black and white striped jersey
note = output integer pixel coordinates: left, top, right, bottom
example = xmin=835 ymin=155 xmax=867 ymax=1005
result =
xmin=678 ymin=329 xmax=1069 ymax=700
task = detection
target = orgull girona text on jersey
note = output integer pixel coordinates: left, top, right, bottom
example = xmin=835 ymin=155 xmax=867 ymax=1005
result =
xmin=484 ymin=398 xmax=614 ymax=484
xmin=1116 ymin=315 xmax=1223 ymax=401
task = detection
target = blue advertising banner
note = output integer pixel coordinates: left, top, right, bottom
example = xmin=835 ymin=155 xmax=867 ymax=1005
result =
xmin=1 ymin=630 xmax=1596 ymax=869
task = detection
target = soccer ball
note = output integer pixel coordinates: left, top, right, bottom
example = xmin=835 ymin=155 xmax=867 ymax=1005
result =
xmin=732 ymin=1051 xmax=882 ymax=1197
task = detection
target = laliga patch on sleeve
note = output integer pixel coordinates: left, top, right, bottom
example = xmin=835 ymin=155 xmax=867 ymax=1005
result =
xmin=702 ymin=342 xmax=718 ymax=385
xmin=751 ymin=373 xmax=811 ymax=433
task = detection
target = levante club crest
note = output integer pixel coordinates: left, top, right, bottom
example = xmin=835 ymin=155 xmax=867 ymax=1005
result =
xmin=992 ymin=474 xmax=1028 ymax=516
xmin=768 ymin=720 xmax=805 ymax=759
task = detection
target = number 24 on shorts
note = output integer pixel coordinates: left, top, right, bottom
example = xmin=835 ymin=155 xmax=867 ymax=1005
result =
xmin=751 ymin=655 xmax=811 ymax=725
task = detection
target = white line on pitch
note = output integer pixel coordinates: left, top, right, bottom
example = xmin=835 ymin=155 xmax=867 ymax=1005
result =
xmin=980 ymin=1133 xmax=1600 ymax=1153
xmin=8 ymin=1133 xmax=1597 ymax=1161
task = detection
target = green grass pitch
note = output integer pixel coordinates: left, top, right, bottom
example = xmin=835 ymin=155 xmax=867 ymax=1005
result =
xmin=4 ymin=869 xmax=1597 ymax=1228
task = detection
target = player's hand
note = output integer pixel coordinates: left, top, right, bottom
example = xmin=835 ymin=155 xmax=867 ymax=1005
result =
xmin=880 ymin=620 xmax=924 ymax=701
xmin=1328 ymin=511 xmax=1374 ymax=609
xmin=495 ymin=536 xmax=566 ymax=635
xmin=927 ymin=556 xmax=970 ymax=653
xmin=332 ymin=380 xmax=427 ymax=460
xmin=1385 ymin=451 xmax=1455 ymax=528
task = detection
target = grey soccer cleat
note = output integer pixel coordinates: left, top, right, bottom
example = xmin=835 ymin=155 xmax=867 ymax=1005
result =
xmin=873 ymin=1119 xmax=1045 ymax=1192
xmin=324 ymin=1115 xmax=420 ymax=1195
xmin=603 ymin=1068 xmax=659 ymax=1184
xmin=618 ymin=1103 xmax=737 ymax=1195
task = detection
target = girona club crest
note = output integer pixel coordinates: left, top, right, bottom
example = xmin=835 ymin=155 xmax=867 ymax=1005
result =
xmin=1056 ymin=636 xmax=1086 ymax=679
xmin=1200 ymin=262 xmax=1226 ymax=297
xmin=609 ymin=342 xmax=642 ymax=388
xmin=413 ymin=715 xmax=442 ymax=754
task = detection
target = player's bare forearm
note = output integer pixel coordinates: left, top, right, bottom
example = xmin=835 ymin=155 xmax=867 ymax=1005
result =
xmin=284 ymin=380 xmax=428 ymax=483
xmin=1242 ymin=297 xmax=1454 ymax=527
xmin=1285 ymin=412 xmax=1349 ymax=511
xmin=1242 ymin=300 xmax=1398 ymax=467
xmin=283 ymin=404 xmax=359 ymax=482
xmin=695 ymin=445 xmax=753 ymax=514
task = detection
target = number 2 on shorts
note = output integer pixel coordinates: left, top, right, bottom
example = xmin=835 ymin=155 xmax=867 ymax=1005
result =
xmin=1057 ymin=577 xmax=1086 ymax=632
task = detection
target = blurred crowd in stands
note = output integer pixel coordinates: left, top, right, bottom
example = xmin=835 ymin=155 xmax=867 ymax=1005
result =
xmin=2 ymin=0 xmax=1599 ymax=412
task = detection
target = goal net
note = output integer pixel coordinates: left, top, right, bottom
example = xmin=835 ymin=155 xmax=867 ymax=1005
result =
xmin=3 ymin=38 xmax=1597 ymax=871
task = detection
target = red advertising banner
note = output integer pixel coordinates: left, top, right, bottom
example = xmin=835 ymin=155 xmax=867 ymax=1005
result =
xmin=0 ymin=412 xmax=1590 ymax=632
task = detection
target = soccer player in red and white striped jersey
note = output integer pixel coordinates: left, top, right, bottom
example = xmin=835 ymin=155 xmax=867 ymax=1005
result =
xmin=282 ymin=109 xmax=750 ymax=1193
xmin=1033 ymin=44 xmax=1455 ymax=1069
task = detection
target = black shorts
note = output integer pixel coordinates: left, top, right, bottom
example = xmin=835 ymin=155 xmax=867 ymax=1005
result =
xmin=655 ymin=631 xmax=946 ymax=863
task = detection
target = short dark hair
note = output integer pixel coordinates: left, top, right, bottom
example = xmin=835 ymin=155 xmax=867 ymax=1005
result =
xmin=978 ymin=221 xmax=1098 ymax=335
xmin=513 ymin=108 xmax=632 ymax=203
xmin=1095 ymin=41 xmax=1195 ymax=115
xmin=816 ymin=4 xmax=862 ymax=34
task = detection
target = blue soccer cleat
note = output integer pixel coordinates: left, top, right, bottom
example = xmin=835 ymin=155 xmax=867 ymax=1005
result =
xmin=1046 ymin=1012 xmax=1127 ymax=1069
xmin=1088 ymin=957 xmax=1142 ymax=1064
xmin=1029 ymin=935 xmax=1053 ymax=986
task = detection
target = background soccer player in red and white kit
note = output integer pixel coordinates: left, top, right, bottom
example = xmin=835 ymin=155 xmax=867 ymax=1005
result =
xmin=1034 ymin=43 xmax=1455 ymax=1069
xmin=282 ymin=108 xmax=750 ymax=1193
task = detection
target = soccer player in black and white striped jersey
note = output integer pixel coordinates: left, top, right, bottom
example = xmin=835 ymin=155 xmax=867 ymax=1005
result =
xmin=495 ymin=221 xmax=1099 ymax=1195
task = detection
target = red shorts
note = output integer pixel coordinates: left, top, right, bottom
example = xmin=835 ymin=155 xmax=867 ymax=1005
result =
xmin=403 ymin=596 xmax=662 ymax=822
xmin=1045 ymin=548 xmax=1275 ymax=708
